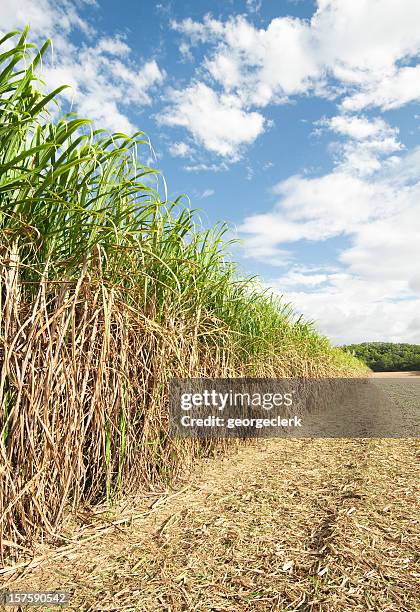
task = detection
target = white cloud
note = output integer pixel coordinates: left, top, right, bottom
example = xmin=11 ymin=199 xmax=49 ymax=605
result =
xmin=183 ymin=161 xmax=229 ymax=173
xmin=95 ymin=37 xmax=131 ymax=57
xmin=172 ymin=1 xmax=420 ymax=121
xmin=241 ymin=147 xmax=420 ymax=255
xmin=242 ymin=240 xmax=293 ymax=268
xmin=203 ymin=15 xmax=319 ymax=106
xmin=341 ymin=65 xmax=420 ymax=111
xmin=272 ymin=269 xmax=332 ymax=288
xmin=165 ymin=2 xmax=420 ymax=159
xmin=324 ymin=115 xmax=398 ymax=141
xmin=200 ymin=188 xmax=215 ymax=198
xmin=0 ymin=0 xmax=93 ymax=39
xmin=1 ymin=0 xmax=165 ymax=134
xmin=240 ymin=145 xmax=420 ymax=343
xmin=170 ymin=15 xmax=224 ymax=43
xmin=169 ymin=141 xmax=192 ymax=157
xmin=318 ymin=114 xmax=403 ymax=176
xmin=246 ymin=0 xmax=262 ymax=14
xmin=43 ymin=48 xmax=164 ymax=133
xmin=272 ymin=263 xmax=420 ymax=344
xmin=160 ymin=82 xmax=265 ymax=159
xmin=240 ymin=170 xmax=396 ymax=245
xmin=313 ymin=0 xmax=420 ymax=77
xmin=275 ymin=277 xmax=420 ymax=344
xmin=179 ymin=42 xmax=193 ymax=62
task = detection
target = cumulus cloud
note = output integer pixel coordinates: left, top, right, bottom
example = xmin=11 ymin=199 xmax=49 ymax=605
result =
xmin=44 ymin=48 xmax=165 ymax=133
xmin=169 ymin=141 xmax=192 ymax=157
xmin=167 ymin=0 xmax=420 ymax=157
xmin=324 ymin=115 xmax=398 ymax=141
xmin=1 ymin=0 xmax=165 ymax=133
xmin=207 ymin=17 xmax=318 ymax=107
xmin=317 ymin=115 xmax=403 ymax=176
xmin=273 ymin=274 xmax=420 ymax=344
xmin=240 ymin=142 xmax=420 ymax=342
xmin=341 ymin=65 xmax=420 ymax=112
xmin=240 ymin=170 xmax=399 ymax=246
xmin=1 ymin=0 xmax=92 ymax=39
xmin=160 ymin=82 xmax=265 ymax=159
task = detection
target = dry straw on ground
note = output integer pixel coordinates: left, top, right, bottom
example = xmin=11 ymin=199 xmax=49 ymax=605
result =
xmin=3 ymin=438 xmax=419 ymax=611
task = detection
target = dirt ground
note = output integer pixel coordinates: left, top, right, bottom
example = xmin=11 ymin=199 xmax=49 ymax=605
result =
xmin=1 ymin=435 xmax=419 ymax=612
xmin=372 ymin=371 xmax=420 ymax=378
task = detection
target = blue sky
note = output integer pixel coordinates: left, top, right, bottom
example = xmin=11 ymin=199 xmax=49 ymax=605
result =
xmin=2 ymin=0 xmax=420 ymax=344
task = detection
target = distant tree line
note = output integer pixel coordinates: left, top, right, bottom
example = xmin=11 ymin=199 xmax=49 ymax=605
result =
xmin=342 ymin=342 xmax=420 ymax=372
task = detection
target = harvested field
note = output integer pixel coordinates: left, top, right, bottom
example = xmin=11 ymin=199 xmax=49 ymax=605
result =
xmin=2 ymin=436 xmax=419 ymax=611
xmin=373 ymin=371 xmax=420 ymax=378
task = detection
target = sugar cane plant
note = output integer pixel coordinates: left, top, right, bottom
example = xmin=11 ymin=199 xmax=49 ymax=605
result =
xmin=0 ymin=29 xmax=364 ymax=561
